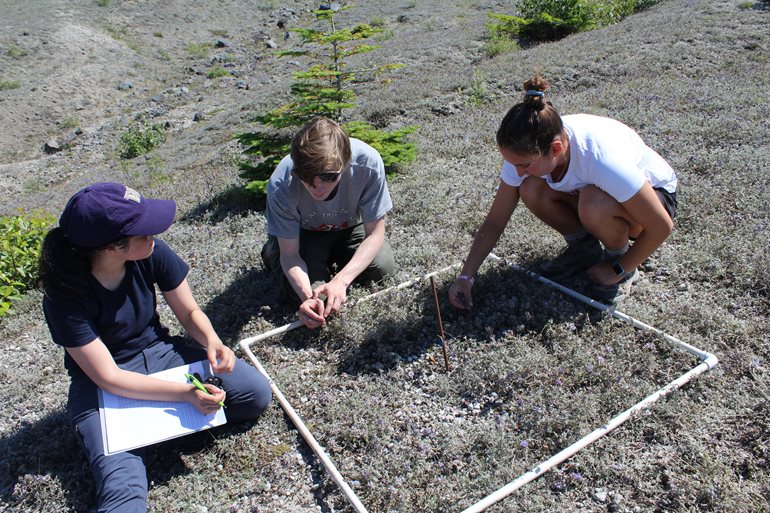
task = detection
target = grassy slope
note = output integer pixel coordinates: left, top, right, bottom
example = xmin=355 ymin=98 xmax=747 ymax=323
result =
xmin=1 ymin=0 xmax=769 ymax=512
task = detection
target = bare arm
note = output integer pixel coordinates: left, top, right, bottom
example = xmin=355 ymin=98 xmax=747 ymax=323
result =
xmin=162 ymin=278 xmax=236 ymax=374
xmin=277 ymin=236 xmax=314 ymax=301
xmin=314 ymin=217 xmax=386 ymax=317
xmin=449 ymin=181 xmax=520 ymax=309
xmin=66 ymin=339 xmax=224 ymax=414
xmin=620 ymin=182 xmax=674 ymax=269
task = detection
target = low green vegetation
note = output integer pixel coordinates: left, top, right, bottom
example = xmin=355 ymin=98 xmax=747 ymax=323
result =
xmin=95 ymin=0 xmax=110 ymax=6
xmin=104 ymin=24 xmax=127 ymax=40
xmin=7 ymin=43 xmax=27 ymax=59
xmin=485 ymin=30 xmax=520 ymax=56
xmin=0 ymin=79 xmax=21 ymax=91
xmin=60 ymin=118 xmax=79 ymax=129
xmin=467 ymin=70 xmax=488 ymax=106
xmin=186 ymin=43 xmax=210 ymax=58
xmin=145 ymin=154 xmax=171 ymax=186
xmin=370 ymin=16 xmax=387 ymax=27
xmin=236 ymin=4 xmax=418 ymax=197
xmin=206 ymin=66 xmax=230 ymax=79
xmin=0 ymin=211 xmax=53 ymax=317
xmin=118 ymin=122 xmax=167 ymax=159
xmin=487 ymin=0 xmax=663 ymax=47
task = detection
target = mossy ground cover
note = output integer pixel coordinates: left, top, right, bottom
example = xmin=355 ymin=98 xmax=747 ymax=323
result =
xmin=0 ymin=1 xmax=768 ymax=512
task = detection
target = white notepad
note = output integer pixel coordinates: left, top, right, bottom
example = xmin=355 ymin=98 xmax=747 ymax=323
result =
xmin=98 ymin=360 xmax=227 ymax=455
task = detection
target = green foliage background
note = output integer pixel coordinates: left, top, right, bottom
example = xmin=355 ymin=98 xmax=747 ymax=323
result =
xmin=487 ymin=0 xmax=662 ymax=46
xmin=0 ymin=211 xmax=53 ymax=317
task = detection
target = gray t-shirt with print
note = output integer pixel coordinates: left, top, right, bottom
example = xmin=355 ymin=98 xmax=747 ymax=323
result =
xmin=266 ymin=138 xmax=393 ymax=239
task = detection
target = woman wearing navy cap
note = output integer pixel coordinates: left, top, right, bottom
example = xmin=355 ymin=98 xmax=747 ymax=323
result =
xmin=39 ymin=182 xmax=272 ymax=513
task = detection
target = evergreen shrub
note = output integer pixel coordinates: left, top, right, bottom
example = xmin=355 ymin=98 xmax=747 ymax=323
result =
xmin=236 ymin=4 xmax=418 ymax=198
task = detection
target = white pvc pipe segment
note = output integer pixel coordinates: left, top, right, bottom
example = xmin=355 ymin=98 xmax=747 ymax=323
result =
xmin=458 ymin=255 xmax=719 ymax=513
xmin=238 ymin=342 xmax=370 ymax=513
xmin=237 ymin=264 xmax=460 ymax=513
xmin=460 ymin=359 xmax=714 ymax=513
xmin=487 ymin=253 xmax=717 ymax=365
xmin=239 ymin=263 xmax=461 ymax=348
xmin=239 ymin=257 xmax=718 ymax=513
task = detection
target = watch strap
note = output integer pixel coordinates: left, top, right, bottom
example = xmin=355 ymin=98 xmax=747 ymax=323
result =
xmin=611 ymin=259 xmax=628 ymax=278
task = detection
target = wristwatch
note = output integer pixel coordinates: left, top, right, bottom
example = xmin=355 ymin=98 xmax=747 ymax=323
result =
xmin=611 ymin=259 xmax=629 ymax=278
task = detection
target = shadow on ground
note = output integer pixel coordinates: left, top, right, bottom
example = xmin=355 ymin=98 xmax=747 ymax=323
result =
xmin=202 ymin=267 xmax=295 ymax=345
xmin=182 ymin=185 xmax=266 ymax=224
xmin=0 ymin=410 xmax=241 ymax=512
xmin=260 ymin=262 xmax=600 ymax=376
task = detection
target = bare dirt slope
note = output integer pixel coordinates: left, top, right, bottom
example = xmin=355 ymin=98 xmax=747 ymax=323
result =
xmin=0 ymin=0 xmax=306 ymax=207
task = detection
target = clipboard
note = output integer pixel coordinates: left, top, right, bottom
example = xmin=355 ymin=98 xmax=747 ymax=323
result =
xmin=98 ymin=360 xmax=227 ymax=455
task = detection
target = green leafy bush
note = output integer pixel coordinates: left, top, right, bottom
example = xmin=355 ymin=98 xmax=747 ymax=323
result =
xmin=118 ymin=123 xmax=166 ymax=159
xmin=185 ymin=43 xmax=210 ymax=58
xmin=7 ymin=43 xmax=28 ymax=59
xmin=488 ymin=0 xmax=660 ymax=45
xmin=0 ymin=211 xmax=53 ymax=317
xmin=236 ymin=4 xmax=417 ymax=198
xmin=236 ymin=132 xmax=292 ymax=196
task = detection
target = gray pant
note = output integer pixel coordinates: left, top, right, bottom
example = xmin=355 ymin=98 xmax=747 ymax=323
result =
xmin=261 ymin=224 xmax=396 ymax=308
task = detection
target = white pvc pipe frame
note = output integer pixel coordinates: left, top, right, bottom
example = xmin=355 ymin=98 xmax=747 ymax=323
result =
xmin=238 ymin=256 xmax=718 ymax=513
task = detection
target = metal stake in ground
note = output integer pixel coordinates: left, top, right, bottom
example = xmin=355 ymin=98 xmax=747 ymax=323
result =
xmin=429 ymin=276 xmax=450 ymax=371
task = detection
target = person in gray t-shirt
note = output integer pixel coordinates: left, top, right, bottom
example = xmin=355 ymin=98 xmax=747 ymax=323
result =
xmin=261 ymin=118 xmax=396 ymax=329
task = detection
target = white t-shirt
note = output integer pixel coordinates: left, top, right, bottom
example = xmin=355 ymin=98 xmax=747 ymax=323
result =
xmin=501 ymin=114 xmax=677 ymax=202
xmin=266 ymin=138 xmax=393 ymax=239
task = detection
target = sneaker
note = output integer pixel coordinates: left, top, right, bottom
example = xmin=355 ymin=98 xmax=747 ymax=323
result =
xmin=538 ymin=235 xmax=604 ymax=280
xmin=590 ymin=268 xmax=639 ymax=305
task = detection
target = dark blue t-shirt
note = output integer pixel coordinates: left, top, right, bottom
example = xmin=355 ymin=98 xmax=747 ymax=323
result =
xmin=43 ymin=238 xmax=189 ymax=378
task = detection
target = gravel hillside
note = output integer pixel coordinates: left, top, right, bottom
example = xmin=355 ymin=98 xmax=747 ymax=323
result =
xmin=1 ymin=1 xmax=768 ymax=512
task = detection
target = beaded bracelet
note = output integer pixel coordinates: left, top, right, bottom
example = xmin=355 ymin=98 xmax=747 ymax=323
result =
xmin=457 ymin=274 xmax=475 ymax=285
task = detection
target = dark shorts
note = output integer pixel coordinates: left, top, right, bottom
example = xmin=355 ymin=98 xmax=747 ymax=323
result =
xmin=654 ymin=187 xmax=677 ymax=219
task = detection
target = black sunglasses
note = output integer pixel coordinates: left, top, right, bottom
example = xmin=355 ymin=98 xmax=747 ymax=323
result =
xmin=296 ymin=171 xmax=342 ymax=183
xmin=193 ymin=372 xmax=223 ymax=388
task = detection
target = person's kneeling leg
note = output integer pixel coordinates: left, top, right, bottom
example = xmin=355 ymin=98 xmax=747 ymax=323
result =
xmin=334 ymin=224 xmax=396 ymax=283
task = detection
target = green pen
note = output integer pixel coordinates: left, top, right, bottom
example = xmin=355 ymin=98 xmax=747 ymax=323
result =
xmin=185 ymin=373 xmax=226 ymax=408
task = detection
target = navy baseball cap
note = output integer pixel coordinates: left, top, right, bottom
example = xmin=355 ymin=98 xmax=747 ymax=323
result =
xmin=59 ymin=182 xmax=177 ymax=249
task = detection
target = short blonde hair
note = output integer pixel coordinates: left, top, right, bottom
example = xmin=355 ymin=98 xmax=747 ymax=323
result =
xmin=290 ymin=118 xmax=351 ymax=177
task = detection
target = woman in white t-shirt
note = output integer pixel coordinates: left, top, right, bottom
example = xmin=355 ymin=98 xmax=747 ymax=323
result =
xmin=449 ymin=74 xmax=677 ymax=307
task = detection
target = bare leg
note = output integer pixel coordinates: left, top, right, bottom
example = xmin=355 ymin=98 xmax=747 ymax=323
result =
xmin=578 ymin=185 xmax=642 ymax=251
xmin=519 ymin=177 xmax=603 ymax=280
xmin=519 ymin=176 xmax=582 ymax=235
